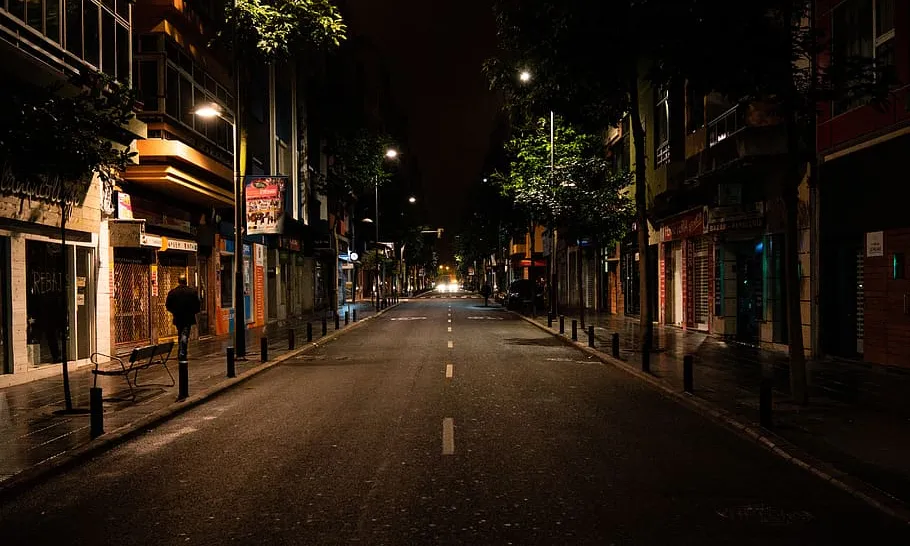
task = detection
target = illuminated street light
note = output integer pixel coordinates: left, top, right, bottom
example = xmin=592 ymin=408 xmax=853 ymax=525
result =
xmin=408 ymin=196 xmax=417 ymax=203
xmin=519 ymin=70 xmax=532 ymax=83
xmin=194 ymin=104 xmax=221 ymax=118
xmin=385 ymin=148 xmax=399 ymax=159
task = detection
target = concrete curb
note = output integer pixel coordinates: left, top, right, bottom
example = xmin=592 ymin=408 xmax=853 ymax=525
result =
xmin=0 ymin=302 xmax=403 ymax=501
xmin=513 ymin=311 xmax=910 ymax=525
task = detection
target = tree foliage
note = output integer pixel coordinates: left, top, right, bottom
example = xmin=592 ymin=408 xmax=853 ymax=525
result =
xmin=0 ymin=72 xmax=137 ymax=216
xmin=493 ymin=115 xmax=633 ymax=245
xmin=319 ymin=129 xmax=396 ymax=206
xmin=222 ymin=0 xmax=346 ymax=62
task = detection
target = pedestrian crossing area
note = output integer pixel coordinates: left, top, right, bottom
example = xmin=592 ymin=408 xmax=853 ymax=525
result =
xmin=419 ymin=294 xmax=483 ymax=300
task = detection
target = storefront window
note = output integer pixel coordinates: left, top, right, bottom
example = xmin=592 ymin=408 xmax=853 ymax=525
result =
xmin=26 ymin=241 xmax=67 ymax=365
xmin=220 ymin=255 xmax=233 ymax=309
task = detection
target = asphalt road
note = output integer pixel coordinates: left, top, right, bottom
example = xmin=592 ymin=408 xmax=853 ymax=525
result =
xmin=0 ymin=293 xmax=906 ymax=545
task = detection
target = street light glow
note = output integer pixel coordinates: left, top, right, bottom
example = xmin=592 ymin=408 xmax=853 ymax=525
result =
xmin=385 ymin=148 xmax=399 ymax=159
xmin=519 ymin=70 xmax=532 ymax=83
xmin=408 ymin=196 xmax=417 ymax=203
xmin=194 ymin=104 xmax=221 ymax=118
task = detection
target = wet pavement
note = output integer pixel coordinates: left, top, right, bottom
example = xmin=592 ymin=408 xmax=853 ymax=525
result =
xmin=0 ymin=301 xmax=383 ymax=486
xmin=528 ymin=306 xmax=910 ymax=506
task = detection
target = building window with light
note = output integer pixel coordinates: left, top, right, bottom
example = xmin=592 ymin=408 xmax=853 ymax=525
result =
xmin=654 ymin=87 xmax=670 ymax=167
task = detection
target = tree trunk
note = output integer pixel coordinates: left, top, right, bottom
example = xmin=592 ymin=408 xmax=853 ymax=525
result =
xmin=577 ymin=244 xmax=585 ymax=329
xmin=785 ymin=119 xmax=808 ymax=405
xmin=628 ymin=75 xmax=653 ymax=370
xmin=529 ymin=221 xmax=536 ymax=316
xmin=60 ymin=205 xmax=72 ymax=411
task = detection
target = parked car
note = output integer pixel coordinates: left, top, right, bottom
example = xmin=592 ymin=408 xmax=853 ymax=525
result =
xmin=505 ymin=279 xmax=545 ymax=311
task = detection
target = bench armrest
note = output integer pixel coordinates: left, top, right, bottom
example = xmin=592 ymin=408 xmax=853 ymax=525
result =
xmin=90 ymin=352 xmax=124 ymax=367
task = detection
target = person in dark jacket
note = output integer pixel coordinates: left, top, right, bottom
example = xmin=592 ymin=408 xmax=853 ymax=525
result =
xmin=165 ymin=274 xmax=200 ymax=362
xmin=480 ymin=283 xmax=492 ymax=307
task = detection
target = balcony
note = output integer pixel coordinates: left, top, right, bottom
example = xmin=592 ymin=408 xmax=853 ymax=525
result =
xmin=685 ymin=102 xmax=788 ymax=182
xmin=510 ymin=243 xmax=527 ymax=257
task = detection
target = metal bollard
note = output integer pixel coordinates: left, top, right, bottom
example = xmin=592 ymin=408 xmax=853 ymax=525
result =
xmin=306 ymin=322 xmax=313 ymax=342
xmin=571 ymin=320 xmax=578 ymax=341
xmin=89 ymin=387 xmax=104 ymax=438
xmin=345 ymin=311 xmax=350 ymax=326
xmin=260 ymin=336 xmax=268 ymax=362
xmin=353 ymin=309 xmax=358 ymax=322
xmin=226 ymin=347 xmax=236 ymax=378
xmin=588 ymin=325 xmax=595 ymax=348
xmin=760 ymin=378 xmax=773 ymax=428
xmin=321 ymin=317 xmax=327 ymax=336
xmin=683 ymin=355 xmax=694 ymax=393
xmin=334 ymin=313 xmax=340 ymax=330
xmin=612 ymin=333 xmax=620 ymax=358
xmin=178 ymin=360 xmax=189 ymax=400
xmin=548 ymin=313 xmax=553 ymax=328
xmin=559 ymin=315 xmax=565 ymax=335
xmin=288 ymin=328 xmax=295 ymax=350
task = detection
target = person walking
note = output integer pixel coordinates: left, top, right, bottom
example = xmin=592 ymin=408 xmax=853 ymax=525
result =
xmin=481 ymin=283 xmax=492 ymax=307
xmin=165 ymin=274 xmax=200 ymax=363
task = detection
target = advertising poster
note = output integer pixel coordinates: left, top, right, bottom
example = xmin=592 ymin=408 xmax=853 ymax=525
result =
xmin=245 ymin=176 xmax=287 ymax=235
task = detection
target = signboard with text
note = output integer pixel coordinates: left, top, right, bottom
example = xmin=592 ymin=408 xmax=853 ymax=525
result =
xmin=245 ymin=176 xmax=287 ymax=235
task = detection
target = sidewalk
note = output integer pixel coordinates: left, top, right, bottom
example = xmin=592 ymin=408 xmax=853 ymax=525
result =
xmin=0 ymin=301 xmax=383 ymax=489
xmin=527 ymin=308 xmax=910 ymax=507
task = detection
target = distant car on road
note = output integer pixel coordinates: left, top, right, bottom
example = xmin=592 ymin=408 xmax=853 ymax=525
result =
xmin=504 ymin=279 xmax=545 ymax=311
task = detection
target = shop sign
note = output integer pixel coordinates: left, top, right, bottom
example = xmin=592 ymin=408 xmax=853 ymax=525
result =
xmin=706 ymin=203 xmax=764 ymax=233
xmin=116 ymin=192 xmax=133 ymax=219
xmin=662 ymin=209 xmax=705 ymax=242
xmin=341 ymin=263 xmax=354 ymax=270
xmin=161 ymin=237 xmax=198 ymax=252
xmin=141 ymin=233 xmax=163 ymax=248
xmin=0 ymin=165 xmax=86 ymax=205
xmin=866 ymin=231 xmax=884 ymax=257
xmin=150 ymin=265 xmax=159 ymax=297
xmin=245 ymin=176 xmax=287 ymax=235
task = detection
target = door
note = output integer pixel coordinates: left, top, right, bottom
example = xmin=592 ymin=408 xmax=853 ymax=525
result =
xmin=692 ymin=238 xmax=711 ymax=330
xmin=736 ymin=241 xmax=764 ymax=342
xmin=196 ymin=256 xmax=210 ymax=336
xmin=113 ymin=251 xmax=151 ymax=348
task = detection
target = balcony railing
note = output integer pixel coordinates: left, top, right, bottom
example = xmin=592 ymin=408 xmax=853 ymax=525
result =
xmin=707 ymin=104 xmax=747 ymax=147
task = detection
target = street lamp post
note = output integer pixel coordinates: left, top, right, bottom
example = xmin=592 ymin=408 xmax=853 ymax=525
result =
xmin=519 ymin=69 xmax=558 ymax=317
xmin=195 ymin=103 xmax=243 ymax=356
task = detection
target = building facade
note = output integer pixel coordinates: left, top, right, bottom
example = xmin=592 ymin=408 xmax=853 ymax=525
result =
xmin=0 ymin=0 xmax=145 ymax=385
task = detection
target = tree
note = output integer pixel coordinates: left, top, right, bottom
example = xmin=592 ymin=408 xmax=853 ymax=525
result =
xmin=492 ymin=115 xmax=633 ymax=324
xmin=0 ymin=72 xmax=138 ymax=411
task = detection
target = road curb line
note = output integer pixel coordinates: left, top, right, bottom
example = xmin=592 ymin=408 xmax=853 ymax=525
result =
xmin=513 ymin=311 xmax=910 ymax=525
xmin=0 ymin=303 xmax=402 ymax=501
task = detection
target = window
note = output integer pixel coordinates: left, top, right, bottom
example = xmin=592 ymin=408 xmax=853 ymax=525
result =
xmin=165 ymin=65 xmax=179 ymax=117
xmin=64 ymin=0 xmax=82 ymax=57
xmin=83 ymin=0 xmax=99 ymax=67
xmin=220 ymin=256 xmax=233 ymax=308
xmin=102 ymin=10 xmax=115 ymax=75
xmin=116 ymin=23 xmax=129 ymax=83
xmin=46 ymin=0 xmax=61 ymax=43
xmin=9 ymin=0 xmax=25 ymax=22
xmin=655 ymin=87 xmax=670 ymax=167
xmin=138 ymin=59 xmax=159 ymax=110
xmin=832 ymin=0 xmax=894 ymax=115
xmin=686 ymin=81 xmax=705 ymax=134
xmin=26 ymin=0 xmax=42 ymax=31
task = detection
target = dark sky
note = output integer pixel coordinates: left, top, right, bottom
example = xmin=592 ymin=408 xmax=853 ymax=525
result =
xmin=344 ymin=0 xmax=501 ymax=252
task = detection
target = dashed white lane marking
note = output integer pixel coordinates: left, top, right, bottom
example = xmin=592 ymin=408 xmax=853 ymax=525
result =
xmin=445 ymin=364 xmax=454 ymax=379
xmin=442 ymin=418 xmax=455 ymax=455
xmin=447 ymin=326 xmax=452 ymax=332
xmin=448 ymin=319 xmax=451 ymax=323
xmin=447 ymin=340 xmax=454 ymax=349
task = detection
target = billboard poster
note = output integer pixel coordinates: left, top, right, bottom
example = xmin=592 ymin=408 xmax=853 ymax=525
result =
xmin=245 ymin=176 xmax=287 ymax=235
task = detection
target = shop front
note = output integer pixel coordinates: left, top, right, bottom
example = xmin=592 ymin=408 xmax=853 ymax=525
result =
xmin=109 ymin=219 xmax=200 ymax=347
xmin=213 ymin=236 xmax=267 ymax=336
xmin=659 ymin=208 xmax=707 ymax=329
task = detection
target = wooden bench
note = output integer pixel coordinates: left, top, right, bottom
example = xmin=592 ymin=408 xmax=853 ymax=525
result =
xmin=90 ymin=341 xmax=176 ymax=400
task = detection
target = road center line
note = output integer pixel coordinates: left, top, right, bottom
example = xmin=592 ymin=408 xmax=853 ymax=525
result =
xmin=447 ymin=319 xmax=451 ymax=323
xmin=447 ymin=326 xmax=452 ymax=332
xmin=442 ymin=418 xmax=455 ymax=455
xmin=445 ymin=363 xmax=454 ymax=379
xmin=447 ymin=340 xmax=454 ymax=348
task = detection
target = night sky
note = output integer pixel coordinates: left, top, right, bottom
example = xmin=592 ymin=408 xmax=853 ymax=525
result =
xmin=344 ymin=0 xmax=501 ymax=253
